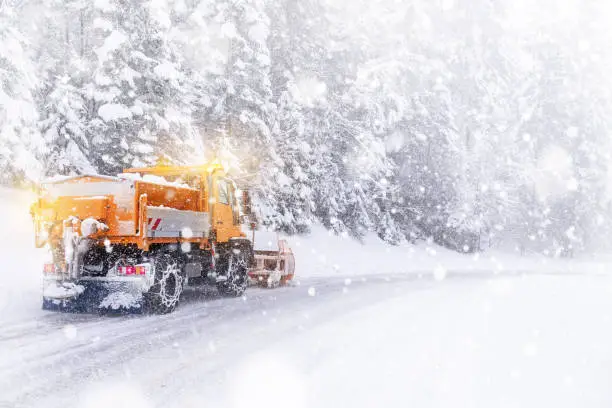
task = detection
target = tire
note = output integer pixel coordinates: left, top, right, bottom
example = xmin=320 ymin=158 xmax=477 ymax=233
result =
xmin=144 ymin=252 xmax=184 ymax=314
xmin=216 ymin=242 xmax=250 ymax=297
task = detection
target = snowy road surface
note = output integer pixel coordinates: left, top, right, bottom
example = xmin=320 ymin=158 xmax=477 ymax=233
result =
xmin=2 ymin=272 xmax=612 ymax=408
xmin=2 ymin=188 xmax=612 ymax=407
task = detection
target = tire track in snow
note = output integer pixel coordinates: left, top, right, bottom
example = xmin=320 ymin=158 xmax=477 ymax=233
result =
xmin=1 ymin=271 xmax=574 ymax=407
xmin=1 ymin=276 xmax=421 ymax=407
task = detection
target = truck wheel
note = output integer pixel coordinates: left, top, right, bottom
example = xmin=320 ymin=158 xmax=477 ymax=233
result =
xmin=144 ymin=252 xmax=184 ymax=314
xmin=217 ymin=244 xmax=250 ymax=297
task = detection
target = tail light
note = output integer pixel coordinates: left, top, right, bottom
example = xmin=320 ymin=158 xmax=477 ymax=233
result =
xmin=117 ymin=265 xmax=147 ymax=276
xmin=43 ymin=263 xmax=56 ymax=274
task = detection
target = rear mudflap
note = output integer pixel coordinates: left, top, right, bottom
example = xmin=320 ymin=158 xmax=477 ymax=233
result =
xmin=43 ymin=280 xmax=144 ymax=313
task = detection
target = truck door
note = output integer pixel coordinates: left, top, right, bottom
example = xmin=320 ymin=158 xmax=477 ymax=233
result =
xmin=212 ymin=176 xmax=235 ymax=242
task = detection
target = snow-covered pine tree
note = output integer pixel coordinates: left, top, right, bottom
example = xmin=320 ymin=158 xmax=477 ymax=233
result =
xmin=272 ymin=0 xmax=400 ymax=240
xmin=39 ymin=76 xmax=94 ymax=175
xmin=262 ymin=88 xmax=312 ymax=234
xmin=207 ymin=0 xmax=282 ymax=227
xmin=35 ymin=0 xmax=96 ymax=176
xmin=338 ymin=0 xmax=463 ymax=244
xmin=262 ymin=0 xmax=330 ymax=234
xmin=0 ymin=3 xmax=43 ymax=185
xmin=87 ymin=0 xmax=198 ymax=174
xmin=165 ymin=0 xmax=229 ymax=141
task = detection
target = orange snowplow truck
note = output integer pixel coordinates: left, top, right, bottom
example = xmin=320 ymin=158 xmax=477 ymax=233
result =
xmin=31 ymin=163 xmax=254 ymax=313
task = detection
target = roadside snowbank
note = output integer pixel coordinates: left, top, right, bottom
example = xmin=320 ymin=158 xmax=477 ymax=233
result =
xmin=279 ymin=226 xmax=610 ymax=279
xmin=0 ymin=187 xmax=47 ymax=322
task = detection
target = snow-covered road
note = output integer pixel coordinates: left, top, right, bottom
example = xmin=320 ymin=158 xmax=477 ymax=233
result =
xmin=3 ymin=188 xmax=612 ymax=407
xmin=3 ymin=272 xmax=612 ymax=408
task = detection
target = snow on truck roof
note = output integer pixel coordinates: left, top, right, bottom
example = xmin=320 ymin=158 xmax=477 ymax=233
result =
xmin=43 ymin=173 xmax=194 ymax=189
xmin=118 ymin=173 xmax=193 ymax=189
xmin=44 ymin=174 xmax=121 ymax=184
